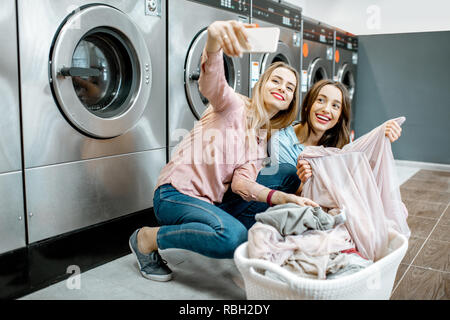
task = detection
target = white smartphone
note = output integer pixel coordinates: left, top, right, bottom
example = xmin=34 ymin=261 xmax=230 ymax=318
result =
xmin=242 ymin=27 xmax=280 ymax=53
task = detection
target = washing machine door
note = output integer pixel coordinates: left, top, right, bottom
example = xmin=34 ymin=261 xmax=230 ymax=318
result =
xmin=336 ymin=63 xmax=356 ymax=101
xmin=260 ymin=41 xmax=294 ymax=74
xmin=50 ymin=5 xmax=152 ymax=138
xmin=307 ymin=58 xmax=329 ymax=89
xmin=185 ymin=29 xmax=241 ymax=120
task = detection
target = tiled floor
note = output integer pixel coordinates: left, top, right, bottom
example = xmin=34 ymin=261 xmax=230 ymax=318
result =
xmin=390 ymin=169 xmax=450 ymax=300
xmin=20 ymin=164 xmax=450 ymax=300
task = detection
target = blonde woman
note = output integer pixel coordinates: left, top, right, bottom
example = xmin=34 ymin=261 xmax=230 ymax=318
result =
xmin=129 ymin=20 xmax=318 ymax=281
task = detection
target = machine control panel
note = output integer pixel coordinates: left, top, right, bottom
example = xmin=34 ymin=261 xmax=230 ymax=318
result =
xmin=335 ymin=31 xmax=358 ymax=52
xmin=190 ymin=0 xmax=249 ymax=15
xmin=251 ymin=0 xmax=301 ymax=31
xmin=303 ymin=18 xmax=334 ymax=46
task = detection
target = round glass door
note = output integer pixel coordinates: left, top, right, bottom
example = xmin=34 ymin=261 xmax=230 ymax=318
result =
xmin=50 ymin=5 xmax=152 ymax=138
xmin=185 ymin=29 xmax=241 ymax=119
xmin=260 ymin=42 xmax=293 ymax=74
xmin=71 ymin=28 xmax=136 ymax=118
xmin=307 ymin=58 xmax=329 ymax=89
xmin=312 ymin=67 xmax=327 ymax=83
xmin=337 ymin=64 xmax=355 ymax=101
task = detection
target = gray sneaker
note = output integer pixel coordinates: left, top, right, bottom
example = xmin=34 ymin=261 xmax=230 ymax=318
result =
xmin=129 ymin=228 xmax=173 ymax=281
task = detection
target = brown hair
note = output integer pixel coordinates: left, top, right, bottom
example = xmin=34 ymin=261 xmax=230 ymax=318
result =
xmin=300 ymin=79 xmax=351 ymax=148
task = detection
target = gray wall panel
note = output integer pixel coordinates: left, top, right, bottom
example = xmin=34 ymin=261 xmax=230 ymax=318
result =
xmin=0 ymin=0 xmax=22 ymax=173
xmin=0 ymin=0 xmax=26 ymax=254
xmin=353 ymin=31 xmax=450 ymax=164
xmin=0 ymin=172 xmax=26 ymax=254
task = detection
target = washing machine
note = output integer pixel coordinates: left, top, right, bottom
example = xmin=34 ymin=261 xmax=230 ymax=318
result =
xmin=0 ymin=0 xmax=26 ymax=254
xmin=17 ymin=0 xmax=166 ymax=243
xmin=249 ymin=0 xmax=301 ymax=96
xmin=168 ymin=0 xmax=250 ymax=157
xmin=334 ymin=28 xmax=358 ymax=105
xmin=299 ymin=16 xmax=334 ymax=109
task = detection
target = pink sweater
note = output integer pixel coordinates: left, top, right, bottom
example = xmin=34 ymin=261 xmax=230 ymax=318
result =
xmin=156 ymin=49 xmax=267 ymax=204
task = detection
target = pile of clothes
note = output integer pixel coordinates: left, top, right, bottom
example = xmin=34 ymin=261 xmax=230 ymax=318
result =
xmin=249 ymin=204 xmax=373 ymax=280
xmin=248 ymin=117 xmax=410 ymax=280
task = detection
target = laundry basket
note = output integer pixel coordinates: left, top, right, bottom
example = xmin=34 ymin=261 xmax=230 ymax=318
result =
xmin=234 ymin=228 xmax=408 ymax=300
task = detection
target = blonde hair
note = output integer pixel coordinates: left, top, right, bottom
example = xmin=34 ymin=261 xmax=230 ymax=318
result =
xmin=241 ymin=61 xmax=300 ymax=143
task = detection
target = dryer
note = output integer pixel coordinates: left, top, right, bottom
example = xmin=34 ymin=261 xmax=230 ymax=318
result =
xmin=300 ymin=16 xmax=334 ymax=109
xmin=334 ymin=28 xmax=358 ymax=106
xmin=168 ymin=0 xmax=250 ymax=157
xmin=17 ymin=0 xmax=166 ymax=243
xmin=249 ymin=0 xmax=301 ymax=96
xmin=0 ymin=0 xmax=26 ymax=254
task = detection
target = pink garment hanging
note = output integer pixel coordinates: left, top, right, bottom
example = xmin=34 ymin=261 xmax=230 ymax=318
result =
xmin=300 ymin=117 xmax=410 ymax=261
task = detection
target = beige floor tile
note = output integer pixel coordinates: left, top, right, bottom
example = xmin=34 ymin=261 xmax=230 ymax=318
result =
xmin=393 ymin=263 xmax=409 ymax=289
xmin=401 ymin=178 xmax=450 ymax=193
xmin=400 ymin=187 xmax=450 ymax=204
xmin=401 ymin=237 xmax=425 ymax=265
xmin=440 ymin=206 xmax=450 ymax=226
xmin=391 ymin=266 xmax=450 ymax=300
xmin=403 ymin=199 xmax=447 ymax=220
xmin=406 ymin=216 xmax=437 ymax=239
xmin=430 ymin=223 xmax=450 ymax=243
xmin=413 ymin=239 xmax=450 ymax=272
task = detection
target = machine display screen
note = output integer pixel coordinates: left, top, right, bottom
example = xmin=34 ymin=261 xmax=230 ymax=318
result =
xmin=190 ymin=0 xmax=249 ymax=15
xmin=336 ymin=31 xmax=358 ymax=51
xmin=303 ymin=19 xmax=334 ymax=45
xmin=251 ymin=0 xmax=301 ymax=30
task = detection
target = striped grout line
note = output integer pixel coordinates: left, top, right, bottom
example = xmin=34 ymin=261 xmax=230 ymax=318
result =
xmin=409 ymin=264 xmax=450 ymax=274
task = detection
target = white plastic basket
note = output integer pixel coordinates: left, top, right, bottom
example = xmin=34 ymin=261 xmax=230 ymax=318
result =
xmin=234 ymin=229 xmax=408 ymax=300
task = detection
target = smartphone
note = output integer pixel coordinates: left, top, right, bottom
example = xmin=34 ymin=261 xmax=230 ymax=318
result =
xmin=242 ymin=27 xmax=280 ymax=53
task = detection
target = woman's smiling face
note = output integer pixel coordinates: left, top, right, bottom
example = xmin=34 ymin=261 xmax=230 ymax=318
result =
xmin=263 ymin=67 xmax=297 ymax=113
xmin=309 ymin=84 xmax=343 ymax=134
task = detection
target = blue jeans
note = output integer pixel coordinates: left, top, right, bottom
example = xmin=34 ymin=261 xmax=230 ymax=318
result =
xmin=153 ymin=163 xmax=300 ymax=259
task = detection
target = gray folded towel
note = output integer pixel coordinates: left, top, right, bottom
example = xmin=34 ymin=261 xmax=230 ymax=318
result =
xmin=255 ymin=203 xmax=346 ymax=236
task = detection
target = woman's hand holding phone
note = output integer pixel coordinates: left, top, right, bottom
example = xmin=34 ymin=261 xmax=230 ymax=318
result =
xmin=206 ymin=20 xmax=256 ymax=57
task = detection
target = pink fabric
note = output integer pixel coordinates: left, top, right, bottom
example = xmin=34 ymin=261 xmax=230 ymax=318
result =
xmin=248 ymin=222 xmax=355 ymax=259
xmin=248 ymin=222 xmax=355 ymax=279
xmin=156 ymin=49 xmax=267 ymax=203
xmin=300 ymin=117 xmax=410 ymax=261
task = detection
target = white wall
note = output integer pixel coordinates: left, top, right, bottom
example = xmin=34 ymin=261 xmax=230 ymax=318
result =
xmin=283 ymin=0 xmax=450 ymax=35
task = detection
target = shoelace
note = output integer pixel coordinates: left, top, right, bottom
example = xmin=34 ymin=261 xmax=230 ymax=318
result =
xmin=159 ymin=258 xmax=168 ymax=267
xmin=154 ymin=253 xmax=169 ymax=267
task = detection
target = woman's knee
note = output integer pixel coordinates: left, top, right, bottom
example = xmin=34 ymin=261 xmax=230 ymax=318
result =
xmin=213 ymin=223 xmax=248 ymax=259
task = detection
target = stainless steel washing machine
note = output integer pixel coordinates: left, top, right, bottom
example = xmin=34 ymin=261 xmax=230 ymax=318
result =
xmin=0 ymin=0 xmax=26 ymax=254
xmin=249 ymin=0 xmax=301 ymax=96
xmin=17 ymin=0 xmax=166 ymax=243
xmin=168 ymin=0 xmax=250 ymax=157
xmin=299 ymin=16 xmax=334 ymax=109
xmin=334 ymin=28 xmax=358 ymax=103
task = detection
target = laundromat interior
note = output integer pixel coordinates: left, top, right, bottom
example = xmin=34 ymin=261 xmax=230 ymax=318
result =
xmin=1 ymin=0 xmax=449 ymax=301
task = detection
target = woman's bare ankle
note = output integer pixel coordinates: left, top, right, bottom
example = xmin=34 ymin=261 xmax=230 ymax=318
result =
xmin=137 ymin=227 xmax=159 ymax=254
